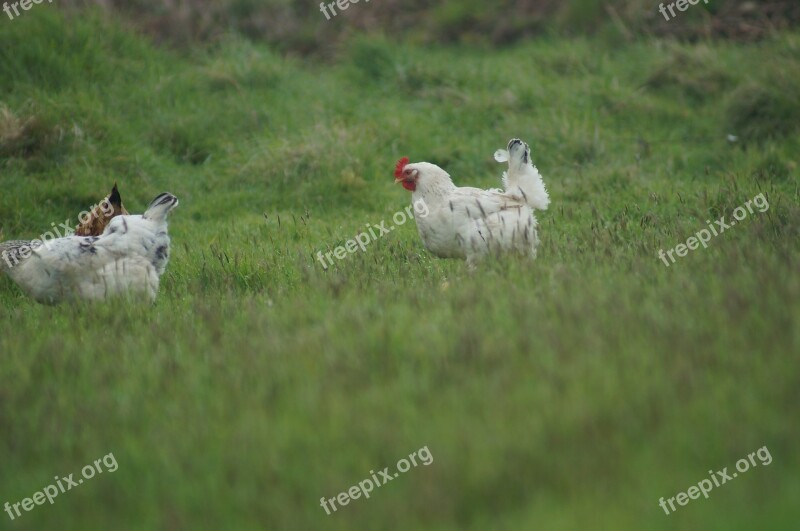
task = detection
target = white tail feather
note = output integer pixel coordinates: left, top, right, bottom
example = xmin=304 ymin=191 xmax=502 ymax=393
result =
xmin=497 ymin=139 xmax=550 ymax=211
xmin=503 ymin=163 xmax=550 ymax=211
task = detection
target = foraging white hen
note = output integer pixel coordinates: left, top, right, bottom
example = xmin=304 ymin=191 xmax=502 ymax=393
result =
xmin=0 ymin=193 xmax=179 ymax=304
xmin=394 ymin=138 xmax=549 ymax=266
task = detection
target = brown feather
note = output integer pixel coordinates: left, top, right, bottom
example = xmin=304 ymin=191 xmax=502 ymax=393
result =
xmin=74 ymin=183 xmax=129 ymax=237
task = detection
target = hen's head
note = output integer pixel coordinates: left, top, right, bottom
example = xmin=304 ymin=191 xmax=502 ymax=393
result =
xmin=394 ymin=158 xmax=452 ymax=194
xmin=75 ymin=183 xmax=129 ymax=237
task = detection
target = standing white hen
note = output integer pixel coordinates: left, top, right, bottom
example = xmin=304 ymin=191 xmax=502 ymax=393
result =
xmin=0 ymin=193 xmax=179 ymax=304
xmin=394 ymin=138 xmax=550 ymax=266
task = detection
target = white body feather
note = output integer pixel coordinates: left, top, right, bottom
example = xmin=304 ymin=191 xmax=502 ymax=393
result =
xmin=0 ymin=193 xmax=178 ymax=304
xmin=404 ymin=139 xmax=549 ymax=266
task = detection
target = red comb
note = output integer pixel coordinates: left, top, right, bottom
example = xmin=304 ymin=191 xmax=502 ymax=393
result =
xmin=394 ymin=157 xmax=409 ymax=178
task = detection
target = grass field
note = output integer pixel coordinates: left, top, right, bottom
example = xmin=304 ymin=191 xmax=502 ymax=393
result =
xmin=1 ymin=9 xmax=799 ymax=531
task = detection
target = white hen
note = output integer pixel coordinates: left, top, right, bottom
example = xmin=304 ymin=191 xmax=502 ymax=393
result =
xmin=394 ymin=139 xmax=549 ymax=266
xmin=0 ymin=193 xmax=179 ymax=304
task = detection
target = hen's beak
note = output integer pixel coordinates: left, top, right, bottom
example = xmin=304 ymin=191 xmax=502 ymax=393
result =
xmin=395 ymin=169 xmax=417 ymax=184
xmin=395 ymin=170 xmax=418 ymax=192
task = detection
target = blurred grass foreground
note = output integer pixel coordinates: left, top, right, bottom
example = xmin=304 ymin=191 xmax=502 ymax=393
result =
xmin=0 ymin=0 xmax=799 ymax=530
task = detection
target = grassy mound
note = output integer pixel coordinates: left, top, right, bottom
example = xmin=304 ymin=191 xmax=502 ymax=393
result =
xmin=0 ymin=10 xmax=799 ymax=531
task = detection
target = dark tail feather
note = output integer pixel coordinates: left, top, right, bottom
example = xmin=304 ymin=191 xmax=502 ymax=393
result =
xmin=109 ymin=183 xmax=123 ymax=209
xmin=143 ymin=193 xmax=179 ymax=222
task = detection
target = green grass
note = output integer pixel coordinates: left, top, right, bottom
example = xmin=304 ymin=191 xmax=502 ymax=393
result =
xmin=1 ymin=10 xmax=799 ymax=531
